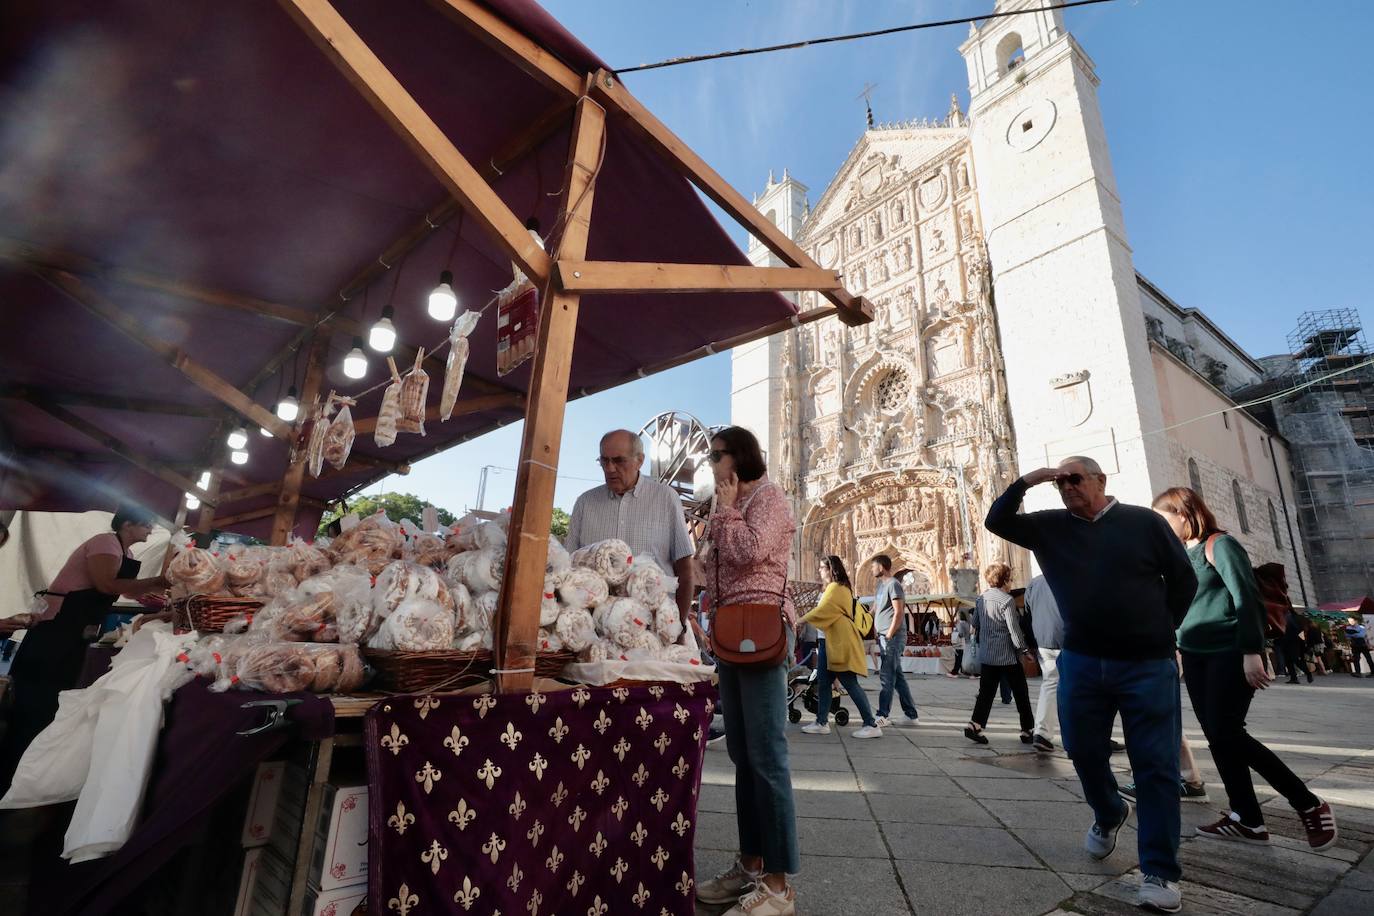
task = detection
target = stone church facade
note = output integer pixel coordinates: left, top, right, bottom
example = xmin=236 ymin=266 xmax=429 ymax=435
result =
xmin=732 ymin=0 xmax=1314 ymax=597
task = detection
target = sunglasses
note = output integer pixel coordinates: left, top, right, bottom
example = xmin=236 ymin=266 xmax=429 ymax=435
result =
xmin=1054 ymin=473 xmax=1100 ymax=489
xmin=708 ymin=449 xmax=733 ymax=463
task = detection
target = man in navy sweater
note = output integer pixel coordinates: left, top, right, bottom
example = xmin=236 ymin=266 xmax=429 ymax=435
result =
xmin=986 ymin=457 xmax=1196 ymax=915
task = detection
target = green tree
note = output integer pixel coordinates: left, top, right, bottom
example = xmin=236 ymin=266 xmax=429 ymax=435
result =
xmin=318 ymin=492 xmax=456 ymax=536
xmin=549 ymin=507 xmax=570 ymax=540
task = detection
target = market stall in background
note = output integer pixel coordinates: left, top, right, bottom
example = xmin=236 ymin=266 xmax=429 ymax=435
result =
xmin=0 ymin=1 xmax=870 ymax=913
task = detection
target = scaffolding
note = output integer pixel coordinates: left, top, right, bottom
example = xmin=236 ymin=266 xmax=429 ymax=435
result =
xmin=1277 ymin=309 xmax=1374 ymax=603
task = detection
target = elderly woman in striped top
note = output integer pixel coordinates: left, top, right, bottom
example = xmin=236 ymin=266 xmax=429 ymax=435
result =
xmin=964 ymin=562 xmax=1036 ymax=745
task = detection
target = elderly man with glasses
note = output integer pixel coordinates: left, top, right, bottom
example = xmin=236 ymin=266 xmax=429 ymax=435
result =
xmin=566 ymin=429 xmax=695 ymax=620
xmin=985 ymin=456 xmax=1197 ymax=915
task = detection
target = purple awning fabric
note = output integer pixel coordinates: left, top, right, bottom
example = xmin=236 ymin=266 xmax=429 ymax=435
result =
xmin=365 ymin=682 xmax=714 ymax=916
xmin=32 ymin=680 xmax=335 ymax=916
xmin=0 ymin=0 xmax=797 ymax=533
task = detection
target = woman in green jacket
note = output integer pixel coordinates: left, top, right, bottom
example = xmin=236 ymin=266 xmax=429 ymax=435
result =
xmin=1152 ymin=487 xmax=1336 ymax=850
xmin=798 ymin=556 xmax=881 ymax=738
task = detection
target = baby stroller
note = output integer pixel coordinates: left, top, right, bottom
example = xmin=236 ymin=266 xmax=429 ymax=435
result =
xmin=785 ymin=649 xmax=849 ymax=725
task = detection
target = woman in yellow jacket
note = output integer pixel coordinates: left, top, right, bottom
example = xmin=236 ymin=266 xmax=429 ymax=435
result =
xmin=799 ymin=556 xmax=882 ymax=738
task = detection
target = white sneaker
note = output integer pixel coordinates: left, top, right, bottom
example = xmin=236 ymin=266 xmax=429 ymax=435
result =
xmin=1136 ymin=875 xmax=1182 ymax=913
xmin=900 ymin=715 xmax=919 ymax=727
xmin=800 ymin=722 xmax=831 ymax=735
xmin=873 ymin=715 xmax=893 ymax=728
xmin=851 ymin=725 xmax=883 ymax=739
xmin=696 ymin=859 xmax=759 ymax=905
xmin=723 ymin=881 xmax=796 ymax=916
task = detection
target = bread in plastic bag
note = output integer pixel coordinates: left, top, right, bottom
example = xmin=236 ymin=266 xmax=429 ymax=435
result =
xmin=395 ymin=348 xmax=429 ymax=435
xmin=439 ymin=310 xmax=480 ymax=422
xmin=167 ymin=538 xmax=226 ymax=597
xmin=306 ymin=400 xmax=332 ymax=479
xmin=374 ymin=360 xmax=403 ymax=447
xmin=463 ymin=546 xmax=505 ymax=594
xmin=546 ymin=538 xmax=571 ymax=577
xmin=373 ymin=597 xmax=454 ymax=651
xmin=654 ymin=596 xmax=684 ymax=645
xmin=554 ymin=608 xmax=597 ymax=652
xmin=625 ymin=560 xmax=672 ymax=607
xmin=556 ymin=567 xmax=609 ymax=612
xmin=537 ymin=628 xmax=564 ymax=653
xmin=539 ymin=575 xmax=562 ymax=627
xmin=570 ymin=538 xmax=634 ymax=586
xmin=322 ymin=403 xmax=355 ymax=470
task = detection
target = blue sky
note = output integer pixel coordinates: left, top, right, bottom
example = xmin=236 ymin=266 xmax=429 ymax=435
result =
xmin=364 ymin=0 xmax=1374 ymax=518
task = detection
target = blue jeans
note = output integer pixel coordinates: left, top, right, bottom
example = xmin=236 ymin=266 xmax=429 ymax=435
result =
xmin=1058 ymin=649 xmax=1181 ymax=882
xmin=717 ymin=635 xmax=800 ymax=874
xmin=814 ymin=640 xmax=876 ymax=727
xmin=876 ymin=630 xmax=919 ymax=720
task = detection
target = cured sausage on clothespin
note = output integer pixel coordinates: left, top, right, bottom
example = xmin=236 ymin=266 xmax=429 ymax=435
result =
xmin=374 ymin=357 xmax=403 ymax=448
xmin=396 ymin=346 xmax=430 ymax=436
xmin=306 ymin=390 xmax=336 ymax=478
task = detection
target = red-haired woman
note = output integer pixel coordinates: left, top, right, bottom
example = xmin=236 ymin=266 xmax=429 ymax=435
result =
xmin=1151 ymin=487 xmax=1336 ymax=850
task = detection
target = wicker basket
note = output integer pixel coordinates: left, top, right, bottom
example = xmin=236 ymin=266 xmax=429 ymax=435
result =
xmin=172 ymin=594 xmax=265 ymax=633
xmin=363 ymin=649 xmax=575 ymax=694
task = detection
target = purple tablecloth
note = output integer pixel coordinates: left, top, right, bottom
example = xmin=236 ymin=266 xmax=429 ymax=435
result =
xmin=366 ymin=682 xmax=714 ymax=916
xmin=36 ymin=679 xmax=335 ymax=916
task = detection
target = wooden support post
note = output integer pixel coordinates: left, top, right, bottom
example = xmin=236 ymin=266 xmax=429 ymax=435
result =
xmin=588 ymin=70 xmax=870 ymax=325
xmin=195 ymin=470 xmax=222 ymax=536
xmin=270 ymin=334 xmax=330 ymax=545
xmin=494 ymin=93 xmax=605 ymax=694
xmin=278 ymin=0 xmax=552 ymax=284
xmin=215 ymin=481 xmax=284 ymax=505
xmin=38 ymin=269 xmax=295 ymax=438
xmin=554 ymin=260 xmax=845 ymax=295
xmin=26 ymin=398 xmax=216 ymax=506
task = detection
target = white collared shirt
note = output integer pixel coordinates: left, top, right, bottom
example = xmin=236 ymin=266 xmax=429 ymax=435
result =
xmin=565 ymin=474 xmax=694 ymax=574
xmin=1072 ymin=497 xmax=1119 ymax=523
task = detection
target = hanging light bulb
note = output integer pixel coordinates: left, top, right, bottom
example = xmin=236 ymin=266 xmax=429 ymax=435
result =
xmin=185 ymin=494 xmax=201 ymax=511
xmin=226 ymin=427 xmax=249 ymax=450
xmin=197 ymin=471 xmax=212 ymax=490
xmin=230 ymin=448 xmax=249 ymax=466
xmin=259 ymin=426 xmax=272 ymax=438
xmin=276 ymin=386 xmax=300 ymax=422
xmin=343 ymin=337 xmax=369 ymax=379
xmin=427 ymin=270 xmax=458 ymax=321
xmin=368 ymin=306 xmax=397 ymax=353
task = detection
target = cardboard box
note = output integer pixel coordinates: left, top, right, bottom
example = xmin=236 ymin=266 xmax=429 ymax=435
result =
xmin=242 ymin=761 xmax=308 ymax=849
xmin=303 ymin=882 xmax=367 ymax=916
xmin=309 ymin=784 xmax=368 ymax=891
xmin=234 ymin=847 xmax=293 ymax=916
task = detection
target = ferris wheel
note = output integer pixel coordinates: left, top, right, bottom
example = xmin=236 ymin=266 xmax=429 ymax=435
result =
xmin=637 ymin=410 xmax=717 ymax=527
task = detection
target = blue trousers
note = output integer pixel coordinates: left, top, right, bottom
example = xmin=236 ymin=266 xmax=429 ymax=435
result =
xmin=1058 ymin=649 xmax=1181 ymax=882
xmin=876 ymin=631 xmax=919 ymax=719
xmin=814 ymin=640 xmax=876 ymax=727
xmin=717 ymin=636 xmax=800 ymax=874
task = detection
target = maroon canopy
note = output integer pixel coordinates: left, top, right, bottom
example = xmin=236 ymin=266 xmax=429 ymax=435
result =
xmin=0 ymin=0 xmax=796 ymax=538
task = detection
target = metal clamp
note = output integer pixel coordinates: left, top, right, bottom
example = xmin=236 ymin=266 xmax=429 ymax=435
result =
xmin=237 ymin=698 xmax=303 ymax=736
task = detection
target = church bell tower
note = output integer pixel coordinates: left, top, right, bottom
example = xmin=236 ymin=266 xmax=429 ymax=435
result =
xmin=960 ymin=0 xmax=1168 ymax=510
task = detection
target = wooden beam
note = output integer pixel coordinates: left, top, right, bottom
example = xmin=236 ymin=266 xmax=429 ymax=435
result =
xmin=589 ymin=70 xmax=871 ymax=326
xmin=427 ymin=0 xmax=583 ymax=98
xmin=278 ymin=0 xmax=551 ymax=284
xmin=495 ymin=92 xmax=605 ymax=694
xmin=555 ymin=260 xmax=845 ymax=295
xmin=27 ymin=399 xmax=216 ymax=506
xmin=195 ymin=469 xmax=223 ymax=536
xmin=0 ymin=383 xmax=219 ymax=419
xmin=39 ymin=269 xmax=296 ymax=439
xmin=216 ymin=481 xmax=283 ymax=505
xmin=270 ymin=333 xmax=330 ymax=545
xmin=351 ymin=393 xmax=524 ymax=435
xmin=212 ymin=505 xmax=278 ymax=528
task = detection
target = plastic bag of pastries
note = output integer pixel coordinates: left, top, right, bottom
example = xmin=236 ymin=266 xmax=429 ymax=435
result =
xmin=395 ymin=348 xmax=430 ymax=436
xmin=570 ymin=538 xmax=634 ymax=587
xmin=373 ymin=560 xmax=449 ymax=619
xmin=555 ymin=567 xmax=609 ymax=613
xmin=374 ymin=360 xmax=403 ymax=448
xmin=371 ymin=597 xmax=455 ymax=652
xmin=322 ymin=403 xmax=355 ymax=470
xmin=654 ymin=596 xmax=684 ymax=645
xmin=288 ymin=538 xmax=332 ymax=582
xmin=539 ymin=575 xmax=562 ymax=628
xmin=537 ymin=628 xmax=564 ymax=653
xmin=235 ymin=643 xmax=316 ymax=693
xmin=302 ymin=643 xmax=366 ymax=693
xmin=625 ymin=560 xmax=673 ymax=607
xmin=306 ymin=400 xmax=332 ymax=479
xmin=462 ymin=546 xmax=505 ymax=594
xmin=439 ymin=310 xmax=480 ymax=422
xmin=167 ymin=537 xmax=226 ymax=597
xmin=224 ymin=548 xmax=269 ymax=598
xmin=546 ymin=538 xmax=571 ymax=577
xmin=597 ymin=596 xmax=653 ymax=648
xmin=554 ymin=608 xmax=597 ymax=653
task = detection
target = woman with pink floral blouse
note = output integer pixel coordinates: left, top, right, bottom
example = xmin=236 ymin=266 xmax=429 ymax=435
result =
xmin=695 ymin=426 xmax=799 ymax=916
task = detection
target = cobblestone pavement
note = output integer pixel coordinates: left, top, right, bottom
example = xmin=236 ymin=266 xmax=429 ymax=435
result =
xmin=695 ymin=669 xmax=1374 ymax=915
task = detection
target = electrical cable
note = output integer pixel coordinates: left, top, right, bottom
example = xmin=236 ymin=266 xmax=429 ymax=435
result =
xmin=615 ymin=0 xmax=1119 ymax=74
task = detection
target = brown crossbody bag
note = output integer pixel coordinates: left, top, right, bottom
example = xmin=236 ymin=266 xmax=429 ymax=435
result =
xmin=710 ymin=548 xmax=789 ymax=669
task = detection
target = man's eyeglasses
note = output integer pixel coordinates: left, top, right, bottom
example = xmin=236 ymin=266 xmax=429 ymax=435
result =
xmin=1054 ymin=473 xmax=1100 ymax=489
xmin=708 ymin=449 xmax=733 ymax=463
xmin=596 ymin=456 xmax=634 ymax=468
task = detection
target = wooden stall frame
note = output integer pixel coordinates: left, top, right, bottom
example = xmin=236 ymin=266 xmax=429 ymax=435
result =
xmin=278 ymin=0 xmax=872 ymax=693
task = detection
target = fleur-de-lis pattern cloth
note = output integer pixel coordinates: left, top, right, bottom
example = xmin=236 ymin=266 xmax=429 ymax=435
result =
xmin=366 ymin=684 xmax=713 ymax=916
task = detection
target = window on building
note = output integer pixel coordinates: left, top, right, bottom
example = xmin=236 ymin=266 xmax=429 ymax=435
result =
xmin=1268 ymin=500 xmax=1282 ymax=549
xmin=875 ymin=369 xmax=911 ymax=412
xmin=1187 ymin=458 xmax=1202 ymax=493
xmin=996 ymin=32 xmax=1025 ymax=74
xmin=1232 ymin=480 xmax=1251 ymax=533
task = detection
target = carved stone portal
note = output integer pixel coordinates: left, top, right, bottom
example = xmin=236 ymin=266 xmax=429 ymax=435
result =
xmin=803 ymin=468 xmax=965 ymax=596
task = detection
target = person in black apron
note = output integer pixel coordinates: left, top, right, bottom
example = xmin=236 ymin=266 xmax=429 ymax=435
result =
xmin=0 ymin=506 xmax=166 ymax=793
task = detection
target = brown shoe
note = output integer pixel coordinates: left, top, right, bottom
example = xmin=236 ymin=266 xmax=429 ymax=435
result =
xmin=1195 ymin=812 xmax=1270 ymax=845
xmin=1298 ymin=800 xmax=1338 ymax=851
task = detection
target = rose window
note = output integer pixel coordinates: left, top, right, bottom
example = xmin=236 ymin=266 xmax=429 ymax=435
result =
xmin=875 ymin=370 xmax=909 ymax=412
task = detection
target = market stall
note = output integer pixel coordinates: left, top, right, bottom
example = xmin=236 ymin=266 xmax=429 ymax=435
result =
xmin=903 ymin=594 xmax=973 ymax=674
xmin=0 ymin=1 xmax=869 ymax=912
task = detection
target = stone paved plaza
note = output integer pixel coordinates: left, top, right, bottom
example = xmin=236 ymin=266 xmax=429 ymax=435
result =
xmin=695 ymin=669 xmax=1374 ymax=915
